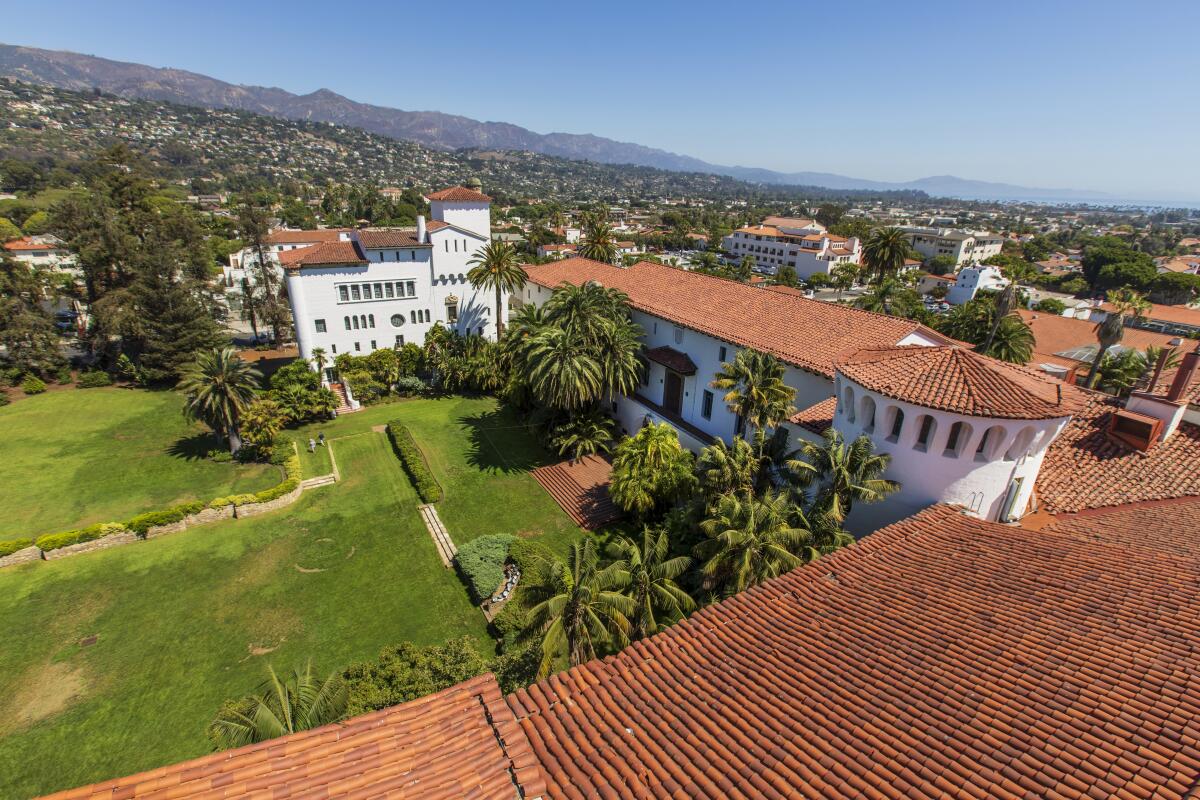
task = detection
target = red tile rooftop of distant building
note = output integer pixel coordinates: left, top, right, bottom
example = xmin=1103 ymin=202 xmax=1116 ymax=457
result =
xmin=263 ymin=228 xmax=350 ymax=246
xmin=424 ymin=186 xmax=492 ymax=202
xmin=280 ymin=240 xmax=368 ymax=268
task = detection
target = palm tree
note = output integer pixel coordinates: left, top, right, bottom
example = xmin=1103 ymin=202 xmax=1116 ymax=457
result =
xmin=179 ymin=347 xmax=261 ymax=453
xmin=594 ymin=316 xmax=644 ymax=399
xmin=310 ymin=347 xmax=328 ymax=379
xmin=736 ymin=254 xmax=755 ymax=282
xmin=577 ymin=212 xmax=617 ymax=263
xmin=855 ymin=278 xmax=905 ymax=315
xmin=710 ymin=348 xmax=796 ymax=445
xmin=980 ymin=312 xmax=1035 ymax=364
xmin=610 ymin=529 xmax=694 ymax=640
xmin=240 ymin=398 xmax=285 ymax=449
xmin=1085 ymin=288 xmax=1151 ymax=388
xmin=695 ymin=435 xmax=760 ymax=507
xmin=788 ymin=429 xmax=898 ymax=523
xmin=549 ymin=407 xmax=615 ymax=460
xmin=981 ymin=261 xmax=1035 ymax=354
xmin=609 ymin=422 xmax=696 ymax=516
xmin=526 ymin=327 xmax=602 ymax=410
xmin=467 ymin=240 xmax=525 ymax=337
xmin=525 ymin=539 xmax=633 ymax=678
xmin=695 ymin=491 xmax=810 ymax=596
xmin=207 ymin=661 xmax=348 ymax=750
xmin=860 ymin=227 xmax=911 ymax=282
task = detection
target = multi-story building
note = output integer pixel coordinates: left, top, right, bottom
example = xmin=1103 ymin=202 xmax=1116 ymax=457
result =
xmin=945 ymin=264 xmax=1008 ymax=305
xmin=721 ymin=218 xmax=860 ymax=280
xmin=901 ymin=226 xmax=1004 ymax=266
xmin=284 ymin=186 xmax=502 ymax=382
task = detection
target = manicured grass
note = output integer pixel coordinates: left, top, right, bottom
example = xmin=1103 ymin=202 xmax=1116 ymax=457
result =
xmin=0 ymin=388 xmax=276 ymax=538
xmin=0 ymin=434 xmax=491 ymax=798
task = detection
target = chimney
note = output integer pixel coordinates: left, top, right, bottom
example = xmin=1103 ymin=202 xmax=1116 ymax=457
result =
xmin=1167 ymin=344 xmax=1200 ymax=403
xmin=1146 ymin=338 xmax=1182 ymax=393
xmin=416 ymin=215 xmax=426 ymax=243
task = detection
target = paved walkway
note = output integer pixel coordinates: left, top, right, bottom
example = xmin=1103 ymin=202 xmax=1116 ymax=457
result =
xmin=418 ymin=504 xmax=457 ymax=567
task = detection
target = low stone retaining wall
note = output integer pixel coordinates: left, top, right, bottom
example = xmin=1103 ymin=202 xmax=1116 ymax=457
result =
xmin=233 ymin=486 xmax=303 ymax=519
xmin=44 ymin=531 xmax=139 ymax=560
xmin=0 ymin=545 xmax=42 ymax=568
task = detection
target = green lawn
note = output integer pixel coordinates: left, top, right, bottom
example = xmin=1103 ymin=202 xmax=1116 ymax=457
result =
xmin=0 ymin=388 xmax=277 ymax=539
xmin=0 ymin=394 xmax=586 ymax=797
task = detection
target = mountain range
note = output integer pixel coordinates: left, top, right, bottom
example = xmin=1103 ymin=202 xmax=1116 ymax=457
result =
xmin=0 ymin=43 xmax=1113 ymax=203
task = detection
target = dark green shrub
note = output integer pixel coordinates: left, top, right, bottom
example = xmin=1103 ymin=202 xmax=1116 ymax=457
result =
xmin=0 ymin=538 xmax=34 ymax=557
xmin=77 ymin=370 xmax=114 ymax=388
xmin=491 ymin=645 xmax=540 ymax=694
xmin=454 ymin=534 xmax=515 ymax=603
xmin=341 ymin=637 xmax=487 ymax=717
xmin=393 ymin=376 xmax=426 ymax=397
xmin=0 ymin=394 xmax=9 ymax=407
xmin=385 ymin=421 xmax=442 ymax=502
xmin=54 ymin=366 xmax=73 ymax=384
xmin=35 ymin=522 xmax=127 ymax=552
xmin=1033 ymin=298 xmax=1067 ymax=315
xmin=507 ymin=538 xmax=554 ymax=575
xmin=491 ymin=596 xmax=530 ymax=645
xmin=21 ymin=375 xmax=46 ymax=395
xmin=125 ymin=501 xmax=206 ymax=536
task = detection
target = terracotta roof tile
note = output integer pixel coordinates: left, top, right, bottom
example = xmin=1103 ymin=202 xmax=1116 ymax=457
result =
xmin=425 ymin=186 xmax=492 ymax=202
xmin=644 ymin=345 xmax=697 ymax=375
xmin=281 ymin=240 xmax=368 ymax=269
xmin=507 ymin=503 xmax=1200 ymax=799
xmin=357 ymin=229 xmax=428 ymax=248
xmin=523 ymin=258 xmax=954 ymax=377
xmin=4 ymin=236 xmax=59 ymax=251
xmin=836 ymin=346 xmax=1087 ymax=420
xmin=789 ymin=395 xmax=837 ymax=433
xmin=43 ymin=674 xmax=544 ymax=800
xmin=1035 ymin=391 xmax=1200 ymax=513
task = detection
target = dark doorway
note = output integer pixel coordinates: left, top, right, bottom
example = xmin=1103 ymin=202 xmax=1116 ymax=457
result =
xmin=663 ymin=371 xmax=684 ymax=415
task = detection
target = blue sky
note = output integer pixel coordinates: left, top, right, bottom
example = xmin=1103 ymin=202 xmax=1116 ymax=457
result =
xmin=2 ymin=0 xmax=1198 ymax=200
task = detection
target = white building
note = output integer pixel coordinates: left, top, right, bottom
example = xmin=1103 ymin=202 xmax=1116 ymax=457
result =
xmin=946 ymin=265 xmax=1008 ymax=305
xmin=225 ymin=228 xmax=351 ymax=290
xmin=902 ymin=227 xmax=1004 ymax=267
xmin=284 ymin=186 xmax=502 ymax=382
xmin=721 ymin=218 xmax=860 ymax=280
xmin=3 ymin=235 xmax=76 ymax=273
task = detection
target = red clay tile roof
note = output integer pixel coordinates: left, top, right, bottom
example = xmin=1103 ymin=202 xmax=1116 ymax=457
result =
xmin=264 ymin=228 xmax=349 ymax=245
xmin=44 ymin=673 xmax=547 ymax=800
xmin=836 ymin=345 xmax=1087 ymax=420
xmin=425 ymin=219 xmax=450 ymax=232
xmin=1101 ymin=300 xmax=1200 ymax=328
xmin=789 ymin=395 xmax=837 ymax=433
xmin=644 ymin=345 xmax=698 ymax=375
xmin=357 ymin=228 xmax=429 ymax=248
xmin=281 ymin=240 xmax=368 ymax=269
xmin=1043 ymin=496 xmax=1200 ymax=559
xmin=523 ymin=258 xmax=954 ymax=377
xmin=507 ymin=503 xmax=1200 ymax=799
xmin=425 ymin=186 xmax=492 ymax=202
xmin=4 ymin=236 xmax=59 ymax=251
xmin=1035 ymin=390 xmax=1200 ymax=513
xmin=764 ymin=284 xmax=806 ymax=297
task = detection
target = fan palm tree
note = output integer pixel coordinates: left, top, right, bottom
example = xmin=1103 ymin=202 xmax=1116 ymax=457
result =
xmin=609 ymin=422 xmax=696 ymax=516
xmin=1085 ymin=288 xmax=1151 ymax=388
xmin=855 ymin=278 xmax=906 ymax=315
xmin=310 ymin=346 xmax=328 ymax=378
xmin=207 ymin=661 xmax=348 ymax=750
xmin=710 ymin=348 xmax=796 ymax=445
xmin=467 ymin=240 xmax=525 ymax=337
xmin=695 ymin=490 xmax=811 ymax=596
xmin=240 ymin=398 xmax=285 ymax=449
xmin=860 ymin=227 xmax=911 ymax=282
xmin=526 ymin=327 xmax=602 ymax=410
xmin=610 ymin=529 xmax=694 ymax=640
xmin=788 ymin=429 xmax=898 ymax=523
xmin=179 ymin=347 xmax=261 ymax=452
xmin=525 ymin=539 xmax=634 ymax=678
xmin=549 ymin=407 xmax=615 ymax=460
xmin=695 ymin=435 xmax=760 ymax=507
xmin=577 ymin=212 xmax=617 ymax=263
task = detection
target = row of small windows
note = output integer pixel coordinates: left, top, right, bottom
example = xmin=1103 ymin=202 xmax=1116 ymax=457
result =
xmin=315 ymin=309 xmax=434 ymax=333
xmin=444 ymin=238 xmax=473 ymax=252
xmin=338 ymin=281 xmax=417 ymax=302
xmin=345 ymin=314 xmax=375 ymax=330
xmin=373 ymin=250 xmax=420 ymax=261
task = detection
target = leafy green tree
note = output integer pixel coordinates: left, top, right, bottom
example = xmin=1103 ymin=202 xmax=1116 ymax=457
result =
xmin=860 ymin=227 xmax=910 ymax=281
xmin=1033 ymin=298 xmax=1066 ymax=314
xmin=609 ymin=422 xmax=696 ymax=517
xmin=711 ymin=349 xmax=796 ymax=445
xmin=1150 ymin=272 xmax=1200 ymax=305
xmin=775 ymin=264 xmax=799 ymax=287
xmin=240 ymin=398 xmax=285 ymax=449
xmin=831 ymin=263 xmax=859 ymax=298
xmin=788 ymin=429 xmax=898 ymax=523
xmin=525 ymin=539 xmax=634 ymax=678
xmin=609 ymin=528 xmax=694 ymax=640
xmin=926 ymin=255 xmax=957 ymax=275
xmin=179 ymin=347 xmax=262 ymax=452
xmin=938 ymin=298 xmax=1035 ymax=364
xmin=467 ymin=240 xmax=525 ymax=337
xmin=695 ymin=491 xmax=810 ymax=597
xmin=207 ymin=661 xmax=348 ymax=750
xmin=814 ymin=203 xmax=847 ymax=229
xmin=0 ymin=217 xmax=21 ymax=241
xmin=0 ymin=250 xmax=64 ymax=377
xmin=21 ymin=210 xmax=50 ymax=235
xmin=341 ymin=638 xmax=487 ymax=716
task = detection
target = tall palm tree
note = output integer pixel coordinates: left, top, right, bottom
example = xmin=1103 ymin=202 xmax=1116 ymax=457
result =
xmin=179 ymin=347 xmax=261 ymax=452
xmin=788 ymin=429 xmax=898 ymax=523
xmin=609 ymin=422 xmax=696 ymax=516
xmin=710 ymin=348 xmax=796 ymax=445
xmin=610 ymin=529 xmax=694 ymax=640
xmin=981 ymin=261 xmax=1035 ymax=354
xmin=1085 ymin=288 xmax=1151 ymax=388
xmin=525 ymin=327 xmax=602 ymax=410
xmin=207 ymin=661 xmax=348 ymax=750
xmin=467 ymin=240 xmax=525 ymax=337
xmin=860 ymin=227 xmax=911 ymax=282
xmin=525 ymin=539 xmax=633 ymax=678
xmin=543 ymin=282 xmax=629 ymax=342
xmin=594 ymin=317 xmax=644 ymax=399
xmin=549 ymin=407 xmax=615 ymax=460
xmin=695 ymin=490 xmax=810 ymax=596
xmin=980 ymin=312 xmax=1035 ymax=364
xmin=695 ymin=435 xmax=760 ymax=507
xmin=310 ymin=346 xmax=328 ymax=379
xmin=855 ymin=278 xmax=906 ymax=316
xmin=577 ymin=212 xmax=617 ymax=263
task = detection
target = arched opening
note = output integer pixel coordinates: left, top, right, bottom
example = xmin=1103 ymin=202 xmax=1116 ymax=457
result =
xmin=885 ymin=407 xmax=905 ymax=443
xmin=943 ymin=421 xmax=973 ymax=458
xmin=343 ymin=316 xmax=351 ymax=331
xmin=368 ymin=314 xmax=375 ymax=328
xmin=1004 ymin=426 xmax=1037 ymax=462
xmin=843 ymin=386 xmax=856 ymax=423
xmin=352 ymin=316 xmax=360 ymax=330
xmin=914 ymin=414 xmax=937 ymax=452
xmin=975 ymin=425 xmax=1007 ymax=462
xmin=859 ymin=395 xmax=877 ymax=433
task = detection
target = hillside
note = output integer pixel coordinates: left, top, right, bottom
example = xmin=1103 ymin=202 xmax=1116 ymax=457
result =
xmin=0 ymin=80 xmax=925 ymax=202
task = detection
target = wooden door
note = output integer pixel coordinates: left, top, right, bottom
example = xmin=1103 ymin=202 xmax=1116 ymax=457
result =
xmin=663 ymin=371 xmax=683 ymax=415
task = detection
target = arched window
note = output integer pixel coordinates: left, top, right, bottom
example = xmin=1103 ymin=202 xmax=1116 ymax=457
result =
xmin=860 ymin=395 xmax=877 ymax=433
xmin=975 ymin=425 xmax=1007 ymax=462
xmin=359 ymin=315 xmax=367 ymax=329
xmin=352 ymin=316 xmax=359 ymax=330
xmin=344 ymin=316 xmax=351 ymax=331
xmin=885 ymin=407 xmax=905 ymax=442
xmin=843 ymin=386 xmax=856 ymax=423
xmin=368 ymin=314 xmax=375 ymax=329
xmin=943 ymin=421 xmax=972 ymax=458
xmin=914 ymin=414 xmax=937 ymax=452
xmin=1004 ymin=426 xmax=1037 ymax=462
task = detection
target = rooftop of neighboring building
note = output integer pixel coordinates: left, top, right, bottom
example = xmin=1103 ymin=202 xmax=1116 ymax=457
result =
xmin=263 ymin=228 xmax=350 ymax=246
xmin=522 ymin=258 xmax=955 ymax=377
xmin=3 ymin=235 xmax=63 ymax=252
xmin=424 ymin=185 xmax=492 ymax=203
xmin=789 ymin=395 xmax=837 ymax=433
xmin=835 ymin=345 xmax=1088 ymax=420
xmin=762 ymin=215 xmax=823 ymax=230
xmin=1099 ymin=300 xmax=1200 ymax=329
xmin=280 ymin=239 xmax=368 ymax=269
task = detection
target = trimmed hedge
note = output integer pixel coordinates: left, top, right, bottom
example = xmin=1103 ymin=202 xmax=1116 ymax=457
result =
xmin=210 ymin=452 xmax=301 ymax=508
xmin=77 ymin=370 xmax=114 ymax=388
xmin=0 ymin=538 xmax=34 ymax=557
xmin=385 ymin=421 xmax=442 ymax=502
xmin=35 ymin=522 xmax=127 ymax=552
xmin=454 ymin=534 xmax=515 ymax=603
xmin=125 ymin=501 xmax=206 ymax=536
xmin=507 ymin=539 xmax=554 ymax=575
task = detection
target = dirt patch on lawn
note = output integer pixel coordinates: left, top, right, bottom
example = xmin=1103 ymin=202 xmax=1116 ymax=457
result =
xmin=515 ymin=529 xmax=544 ymax=539
xmin=0 ymin=662 xmax=88 ymax=735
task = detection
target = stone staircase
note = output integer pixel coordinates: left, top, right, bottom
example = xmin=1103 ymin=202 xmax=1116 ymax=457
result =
xmin=418 ymin=504 xmax=457 ymax=568
xmin=532 ymin=455 xmax=622 ymax=530
xmin=329 ymin=382 xmax=357 ymax=415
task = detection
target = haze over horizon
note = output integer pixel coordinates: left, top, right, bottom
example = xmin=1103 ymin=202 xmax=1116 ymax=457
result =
xmin=2 ymin=0 xmax=1197 ymax=202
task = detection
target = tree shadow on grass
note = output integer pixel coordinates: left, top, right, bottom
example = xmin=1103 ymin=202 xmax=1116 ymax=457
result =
xmin=459 ymin=410 xmax=553 ymax=475
xmin=167 ymin=433 xmax=220 ymax=461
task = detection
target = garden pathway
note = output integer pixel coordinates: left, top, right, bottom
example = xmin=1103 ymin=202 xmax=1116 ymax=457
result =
xmin=418 ymin=504 xmax=457 ymax=567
